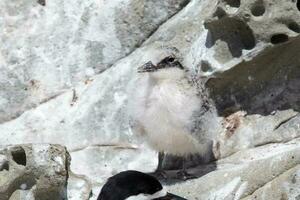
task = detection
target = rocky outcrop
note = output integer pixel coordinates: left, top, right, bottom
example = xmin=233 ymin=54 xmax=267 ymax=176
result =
xmin=204 ymin=0 xmax=300 ymax=62
xmin=0 ymin=144 xmax=70 ymax=200
xmin=0 ymin=0 xmax=299 ymax=199
xmin=0 ymin=0 xmax=188 ymax=123
xmin=242 ymin=165 xmax=300 ymax=200
xmin=203 ymin=0 xmax=300 ymax=158
xmin=168 ymin=138 xmax=300 ymax=199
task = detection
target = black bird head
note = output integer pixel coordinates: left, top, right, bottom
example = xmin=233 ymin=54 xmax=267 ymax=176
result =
xmin=97 ymin=170 xmax=187 ymax=200
xmin=137 ymin=56 xmax=184 ymax=73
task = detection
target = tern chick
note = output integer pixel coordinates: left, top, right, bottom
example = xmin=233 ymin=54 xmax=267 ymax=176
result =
xmin=130 ymin=56 xmax=214 ymax=179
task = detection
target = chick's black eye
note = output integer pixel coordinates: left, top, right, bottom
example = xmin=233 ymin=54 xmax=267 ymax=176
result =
xmin=167 ymin=57 xmax=175 ymax=62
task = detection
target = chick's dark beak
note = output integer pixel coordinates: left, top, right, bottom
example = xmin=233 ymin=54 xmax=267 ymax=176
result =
xmin=137 ymin=61 xmax=157 ymax=73
xmin=154 ymin=192 xmax=188 ymax=200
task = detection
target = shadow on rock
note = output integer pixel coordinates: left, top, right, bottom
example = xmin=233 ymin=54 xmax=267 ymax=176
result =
xmin=153 ymin=162 xmax=217 ymax=185
xmin=150 ymin=150 xmax=217 ymax=185
xmin=206 ymin=36 xmax=300 ymax=117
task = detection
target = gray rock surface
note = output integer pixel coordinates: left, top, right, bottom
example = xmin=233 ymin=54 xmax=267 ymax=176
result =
xmin=242 ymin=165 xmax=300 ymax=200
xmin=204 ymin=0 xmax=300 ymax=63
xmin=0 ymin=0 xmax=188 ymax=123
xmin=0 ymin=0 xmax=299 ymax=199
xmin=0 ymin=144 xmax=70 ymax=200
xmin=168 ymin=138 xmax=300 ymax=199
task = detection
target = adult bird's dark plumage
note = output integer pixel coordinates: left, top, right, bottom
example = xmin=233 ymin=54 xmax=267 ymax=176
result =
xmin=97 ymin=170 xmax=187 ymax=200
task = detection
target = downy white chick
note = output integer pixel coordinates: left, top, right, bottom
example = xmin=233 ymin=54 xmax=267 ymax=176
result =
xmin=130 ymin=56 xmax=212 ymax=178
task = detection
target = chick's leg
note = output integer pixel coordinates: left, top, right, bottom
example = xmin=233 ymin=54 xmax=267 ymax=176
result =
xmin=150 ymin=152 xmax=167 ymax=179
xmin=176 ymin=156 xmax=197 ymax=180
xmin=157 ymin=151 xmax=165 ymax=172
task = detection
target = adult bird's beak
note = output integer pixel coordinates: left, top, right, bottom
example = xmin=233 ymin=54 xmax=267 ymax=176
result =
xmin=154 ymin=192 xmax=188 ymax=200
xmin=137 ymin=61 xmax=157 ymax=73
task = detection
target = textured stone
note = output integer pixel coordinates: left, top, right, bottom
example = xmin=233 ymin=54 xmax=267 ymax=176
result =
xmin=0 ymin=144 xmax=70 ymax=200
xmin=242 ymin=165 xmax=300 ymax=200
xmin=167 ymin=138 xmax=300 ymax=199
xmin=0 ymin=0 xmax=188 ymax=123
xmin=67 ymin=172 xmax=93 ymax=200
xmin=204 ymin=0 xmax=300 ymax=63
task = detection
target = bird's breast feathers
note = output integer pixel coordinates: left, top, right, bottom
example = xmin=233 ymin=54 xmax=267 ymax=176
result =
xmin=149 ymin=80 xmax=200 ymax=122
xmin=132 ymin=78 xmax=204 ymax=155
